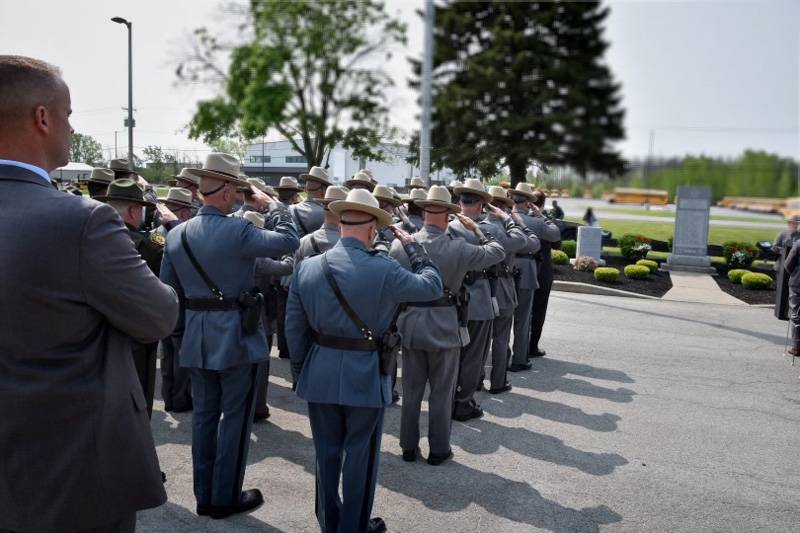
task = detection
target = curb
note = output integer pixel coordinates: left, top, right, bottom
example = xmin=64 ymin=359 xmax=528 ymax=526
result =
xmin=552 ymin=280 xmax=660 ymax=300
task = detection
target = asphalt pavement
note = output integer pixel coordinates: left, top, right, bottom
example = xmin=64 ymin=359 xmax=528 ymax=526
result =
xmin=139 ymin=292 xmax=800 ymax=532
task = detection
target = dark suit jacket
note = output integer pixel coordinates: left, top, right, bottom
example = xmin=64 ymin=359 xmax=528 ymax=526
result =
xmin=0 ymin=164 xmax=179 ymax=532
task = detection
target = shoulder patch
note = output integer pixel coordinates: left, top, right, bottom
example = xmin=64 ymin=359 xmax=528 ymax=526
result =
xmin=150 ymin=231 xmax=166 ymax=248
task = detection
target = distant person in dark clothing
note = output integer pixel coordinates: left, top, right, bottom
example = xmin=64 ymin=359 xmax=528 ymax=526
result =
xmin=583 ymin=207 xmax=598 ymax=227
xmin=549 ymin=200 xmax=564 ymax=220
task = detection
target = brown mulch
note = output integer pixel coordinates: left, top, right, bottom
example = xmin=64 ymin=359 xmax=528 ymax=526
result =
xmin=553 ymin=255 xmax=673 ymax=298
xmin=712 ymin=264 xmax=777 ymax=306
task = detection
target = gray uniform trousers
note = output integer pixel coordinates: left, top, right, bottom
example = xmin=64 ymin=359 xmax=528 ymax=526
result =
xmin=454 ymin=319 xmax=493 ymax=417
xmin=190 ymin=363 xmax=259 ymax=507
xmin=512 ymin=288 xmax=535 ymax=365
xmin=400 ymin=347 xmax=460 ymax=455
xmin=488 ymin=310 xmax=514 ymax=389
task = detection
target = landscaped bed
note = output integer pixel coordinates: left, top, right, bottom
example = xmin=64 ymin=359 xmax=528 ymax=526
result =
xmin=552 ymin=254 xmax=673 ymax=298
xmin=712 ymin=264 xmax=777 ymax=306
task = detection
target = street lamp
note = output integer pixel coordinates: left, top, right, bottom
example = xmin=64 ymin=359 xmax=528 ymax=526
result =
xmin=111 ymin=16 xmax=134 ymax=171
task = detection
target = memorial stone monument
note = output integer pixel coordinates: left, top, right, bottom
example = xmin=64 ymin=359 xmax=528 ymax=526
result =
xmin=664 ymin=185 xmax=716 ymax=273
xmin=574 ymin=226 xmax=605 ymax=266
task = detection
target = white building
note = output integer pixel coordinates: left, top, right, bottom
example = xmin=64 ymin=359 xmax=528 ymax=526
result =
xmin=49 ymin=162 xmax=93 ymax=183
xmin=241 ymin=140 xmax=456 ymax=189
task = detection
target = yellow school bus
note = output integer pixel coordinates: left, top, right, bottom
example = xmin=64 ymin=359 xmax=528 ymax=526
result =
xmin=608 ymin=187 xmax=669 ymax=205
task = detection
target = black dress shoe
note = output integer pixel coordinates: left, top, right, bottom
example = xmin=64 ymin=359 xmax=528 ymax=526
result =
xmin=209 ymin=489 xmax=264 ymax=519
xmin=161 ymin=471 xmax=167 ymax=483
xmin=392 ymin=390 xmax=401 ymax=404
xmin=452 ymin=405 xmax=483 ymax=422
xmin=530 ymin=349 xmax=546 ymax=358
xmin=368 ymin=517 xmax=387 ymax=533
xmin=196 ymin=504 xmax=211 ymax=516
xmin=508 ymin=362 xmax=532 ymax=372
xmin=488 ymin=383 xmax=512 ymax=394
xmin=427 ymin=450 xmax=453 ymax=466
xmin=278 ymin=352 xmax=290 ymax=359
xmin=476 ymin=381 xmax=486 ymax=392
xmin=402 ymin=447 xmax=420 ymax=462
xmin=254 ymin=409 xmax=270 ymax=422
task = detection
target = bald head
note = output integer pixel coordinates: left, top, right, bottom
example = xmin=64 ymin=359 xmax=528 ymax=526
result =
xmin=0 ymin=56 xmax=72 ymax=171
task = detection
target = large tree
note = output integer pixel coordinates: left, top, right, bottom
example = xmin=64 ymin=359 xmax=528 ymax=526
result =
xmin=69 ymin=132 xmax=104 ymax=165
xmin=412 ymin=1 xmax=625 ymax=185
xmin=178 ymin=0 xmax=405 ymax=167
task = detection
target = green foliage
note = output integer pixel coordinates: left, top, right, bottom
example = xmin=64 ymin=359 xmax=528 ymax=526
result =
xmin=561 ymin=240 xmax=577 ymax=258
xmin=727 ymin=269 xmax=752 ymax=284
xmin=410 ymin=1 xmax=625 ymax=185
xmin=624 ymin=150 xmax=799 ymax=203
xmin=551 ymin=249 xmax=569 ymax=265
xmin=69 ymin=132 xmax=104 ymax=165
xmin=722 ymin=241 xmax=758 ymax=268
xmin=619 ymin=234 xmax=653 ymax=261
xmin=179 ymin=0 xmax=406 ymax=166
xmin=594 ymin=267 xmax=620 ymax=283
xmin=624 ymin=264 xmax=650 ymax=279
xmin=741 ymin=272 xmax=773 ymax=290
xmin=636 ymin=259 xmax=658 ymax=273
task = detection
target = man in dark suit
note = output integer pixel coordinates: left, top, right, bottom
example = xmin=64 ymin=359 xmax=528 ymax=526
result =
xmin=0 ymin=55 xmax=179 ymax=533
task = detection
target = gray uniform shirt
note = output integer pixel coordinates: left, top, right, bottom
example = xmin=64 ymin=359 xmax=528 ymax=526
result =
xmin=390 ymin=224 xmax=506 ymax=350
xmin=290 ymin=198 xmax=325 ymax=238
xmin=482 ymin=215 xmax=528 ymax=312
xmin=512 ymin=210 xmax=543 ymax=290
xmin=448 ymin=217 xmax=506 ymax=321
xmin=295 ymin=222 xmax=341 ymax=270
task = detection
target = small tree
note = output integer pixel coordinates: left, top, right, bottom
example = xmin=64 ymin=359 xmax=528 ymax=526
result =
xmin=69 ymin=132 xmax=104 ymax=165
xmin=178 ymin=0 xmax=406 ymax=168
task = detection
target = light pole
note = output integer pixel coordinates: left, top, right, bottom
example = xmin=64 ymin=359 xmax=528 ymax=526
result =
xmin=419 ymin=0 xmax=435 ymax=186
xmin=111 ymin=16 xmax=134 ymax=171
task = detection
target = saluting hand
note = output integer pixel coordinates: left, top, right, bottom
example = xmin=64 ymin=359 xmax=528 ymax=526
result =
xmin=529 ymin=204 xmax=542 ymax=216
xmin=486 ymin=203 xmax=509 ymax=221
xmin=389 ymin=225 xmax=414 ymax=246
xmin=456 ymin=213 xmax=478 ymax=232
xmin=156 ymin=202 xmax=178 ymax=223
xmin=511 ymin=211 xmax=525 ymax=226
xmin=251 ymin=187 xmax=277 ymax=212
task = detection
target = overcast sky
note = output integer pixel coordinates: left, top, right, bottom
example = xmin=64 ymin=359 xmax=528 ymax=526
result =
xmin=1 ymin=0 xmax=796 ymax=163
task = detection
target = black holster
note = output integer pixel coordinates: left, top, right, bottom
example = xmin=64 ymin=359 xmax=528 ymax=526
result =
xmin=238 ymin=287 xmax=264 ymax=335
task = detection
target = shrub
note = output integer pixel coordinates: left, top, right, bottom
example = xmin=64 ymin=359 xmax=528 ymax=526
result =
xmin=619 ymin=234 xmax=652 ymax=262
xmin=741 ymin=272 xmax=773 ymax=290
xmin=561 ymin=240 xmax=577 ymax=258
xmin=727 ymin=269 xmax=751 ymax=284
xmin=624 ymin=265 xmax=650 ymax=280
xmin=594 ymin=267 xmax=620 ymax=283
xmin=551 ymin=249 xmax=569 ymax=265
xmin=574 ymin=255 xmax=598 ymax=272
xmin=636 ymin=259 xmax=658 ymax=273
xmin=722 ymin=241 xmax=758 ymax=268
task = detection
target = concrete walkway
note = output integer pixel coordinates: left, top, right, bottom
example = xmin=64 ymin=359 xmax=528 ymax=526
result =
xmin=663 ymin=271 xmax=746 ymax=305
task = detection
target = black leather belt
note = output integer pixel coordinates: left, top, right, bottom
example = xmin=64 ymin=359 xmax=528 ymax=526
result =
xmin=312 ymin=331 xmax=378 ymax=352
xmin=186 ymin=298 xmax=240 ymax=311
xmin=495 ymin=269 xmax=513 ymax=278
xmin=515 ymin=252 xmax=537 ymax=259
xmin=407 ymin=294 xmax=457 ymax=308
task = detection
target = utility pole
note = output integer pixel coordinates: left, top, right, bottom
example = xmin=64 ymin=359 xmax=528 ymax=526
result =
xmin=114 ymin=130 xmax=118 ymax=158
xmin=644 ymin=129 xmax=655 ymax=210
xmin=111 ymin=17 xmax=134 ymax=170
xmin=419 ymin=0 xmax=435 ymax=185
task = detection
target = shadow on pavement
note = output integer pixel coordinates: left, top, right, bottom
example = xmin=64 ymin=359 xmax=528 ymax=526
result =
xmin=555 ymin=293 xmax=787 ymax=346
xmin=139 ymin=501 xmax=286 ymax=532
xmin=481 ymin=392 xmax=622 ymax=432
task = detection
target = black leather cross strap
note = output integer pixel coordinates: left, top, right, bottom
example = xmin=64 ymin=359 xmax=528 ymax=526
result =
xmin=312 ymin=331 xmax=378 ymax=352
xmin=294 ymin=211 xmax=309 ymax=236
xmin=186 ymin=298 xmax=240 ymax=311
xmin=321 ymin=254 xmax=375 ymax=342
xmin=181 ymin=231 xmax=225 ymax=300
xmin=309 ymin=234 xmax=321 ymax=256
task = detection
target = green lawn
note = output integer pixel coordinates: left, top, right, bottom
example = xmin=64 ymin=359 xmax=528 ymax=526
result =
xmin=566 ymin=217 xmax=778 ymax=245
xmin=574 ymin=206 xmax=783 ymax=224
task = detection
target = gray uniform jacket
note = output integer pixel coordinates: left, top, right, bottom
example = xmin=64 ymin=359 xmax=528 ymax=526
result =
xmin=290 ymin=198 xmax=325 ymax=237
xmin=295 ymin=222 xmax=341 ymax=270
xmin=482 ymin=215 xmax=528 ymax=312
xmin=0 ymin=164 xmax=179 ymax=532
xmin=448 ymin=217 xmax=507 ymax=321
xmin=390 ymin=224 xmax=506 ymax=350
xmin=784 ymin=239 xmax=800 ymax=289
xmin=512 ymin=211 xmax=544 ymax=290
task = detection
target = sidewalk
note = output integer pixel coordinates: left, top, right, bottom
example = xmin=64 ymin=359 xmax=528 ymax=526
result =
xmin=662 ymin=271 xmax=746 ymax=305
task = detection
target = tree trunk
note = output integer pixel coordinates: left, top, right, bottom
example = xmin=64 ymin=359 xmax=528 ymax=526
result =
xmin=508 ymin=158 xmax=528 ymax=187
